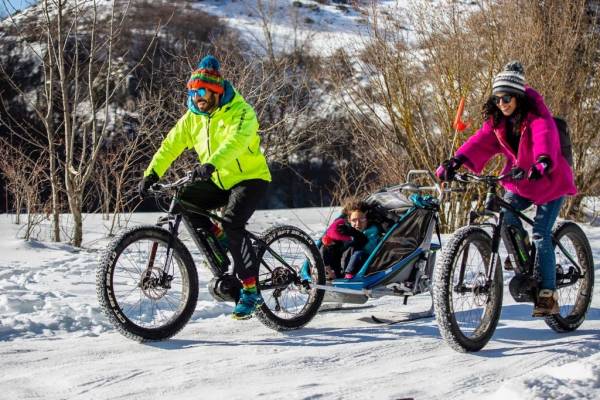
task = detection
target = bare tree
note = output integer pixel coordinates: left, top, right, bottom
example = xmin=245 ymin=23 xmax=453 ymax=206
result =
xmin=0 ymin=143 xmax=27 ymax=224
xmin=0 ymin=139 xmax=47 ymax=239
xmin=0 ymin=0 xmax=161 ymax=246
xmin=95 ymin=125 xmax=147 ymax=235
xmin=328 ymin=0 xmax=600 ymax=230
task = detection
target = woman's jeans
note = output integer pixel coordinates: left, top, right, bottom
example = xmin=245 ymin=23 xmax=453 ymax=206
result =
xmin=502 ymin=191 xmax=564 ymax=290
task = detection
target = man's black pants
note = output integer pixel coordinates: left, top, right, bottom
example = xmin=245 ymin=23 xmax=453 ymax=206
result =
xmin=177 ymin=179 xmax=269 ymax=281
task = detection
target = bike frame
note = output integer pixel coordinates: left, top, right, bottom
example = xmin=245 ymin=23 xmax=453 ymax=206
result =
xmin=149 ymin=175 xmax=301 ymax=290
xmin=458 ymin=174 xmax=583 ymax=293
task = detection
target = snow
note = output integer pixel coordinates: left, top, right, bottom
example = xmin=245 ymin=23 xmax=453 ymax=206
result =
xmin=193 ymin=0 xmax=410 ymax=57
xmin=2 ymin=1 xmax=600 ymax=398
xmin=1 ymin=209 xmax=599 ymax=399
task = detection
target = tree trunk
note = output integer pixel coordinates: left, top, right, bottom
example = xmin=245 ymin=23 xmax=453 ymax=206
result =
xmin=563 ymin=194 xmax=584 ymax=220
xmin=49 ymin=150 xmax=61 ymax=242
xmin=70 ymin=190 xmax=83 ymax=247
xmin=14 ymin=193 xmax=22 ymax=225
xmin=65 ymin=173 xmax=83 ymax=247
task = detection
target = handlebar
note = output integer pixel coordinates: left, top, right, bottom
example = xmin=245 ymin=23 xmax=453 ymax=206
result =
xmin=385 ymin=169 xmax=465 ymax=201
xmin=453 ymin=168 xmax=523 ymax=185
xmin=148 ymin=170 xmax=196 ymax=194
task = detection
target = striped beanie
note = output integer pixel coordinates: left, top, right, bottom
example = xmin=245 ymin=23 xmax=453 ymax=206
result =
xmin=187 ymin=55 xmax=225 ymax=95
xmin=492 ymin=61 xmax=526 ymax=96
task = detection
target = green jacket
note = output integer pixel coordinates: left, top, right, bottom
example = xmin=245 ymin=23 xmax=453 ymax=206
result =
xmin=144 ymin=90 xmax=271 ymax=189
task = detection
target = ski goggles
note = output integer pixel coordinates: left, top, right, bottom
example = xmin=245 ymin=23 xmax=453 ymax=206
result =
xmin=188 ymin=88 xmax=208 ymax=98
xmin=493 ymin=94 xmax=514 ymax=105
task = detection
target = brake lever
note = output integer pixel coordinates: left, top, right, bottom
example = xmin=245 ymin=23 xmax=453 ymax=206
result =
xmin=501 ymin=168 xmax=525 ymax=181
xmin=453 ymin=173 xmax=469 ymax=183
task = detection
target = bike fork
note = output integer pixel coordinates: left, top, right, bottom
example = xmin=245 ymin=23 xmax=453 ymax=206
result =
xmin=485 ymin=211 xmax=504 ymax=292
xmin=143 ymin=212 xmax=182 ymax=284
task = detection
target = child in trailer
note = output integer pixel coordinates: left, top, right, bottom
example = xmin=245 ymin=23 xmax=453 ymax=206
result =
xmin=320 ymin=201 xmax=381 ymax=280
xmin=341 ymin=204 xmax=381 ymax=279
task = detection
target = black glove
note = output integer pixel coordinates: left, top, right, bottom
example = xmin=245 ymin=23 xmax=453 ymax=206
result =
xmin=436 ymin=156 xmax=464 ymax=181
xmin=336 ymin=223 xmax=355 ymax=236
xmin=527 ymin=157 xmax=551 ymax=180
xmin=138 ymin=170 xmax=159 ymax=198
xmin=194 ymin=163 xmax=215 ymax=180
xmin=337 ymin=224 xmax=367 ymax=248
xmin=509 ymin=167 xmax=525 ymax=181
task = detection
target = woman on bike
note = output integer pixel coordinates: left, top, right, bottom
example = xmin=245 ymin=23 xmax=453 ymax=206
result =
xmin=436 ymin=61 xmax=577 ymax=317
xmin=138 ymin=55 xmax=272 ymax=320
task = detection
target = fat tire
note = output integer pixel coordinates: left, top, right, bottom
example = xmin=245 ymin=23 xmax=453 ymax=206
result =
xmin=545 ymin=221 xmax=594 ymax=332
xmin=254 ymin=225 xmax=325 ymax=331
xmin=433 ymin=226 xmax=503 ymax=352
xmin=96 ymin=225 xmax=198 ymax=342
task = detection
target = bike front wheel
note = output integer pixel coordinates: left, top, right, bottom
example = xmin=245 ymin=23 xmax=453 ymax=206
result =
xmin=254 ymin=225 xmax=325 ymax=331
xmin=97 ymin=226 xmax=199 ymax=341
xmin=433 ymin=226 xmax=503 ymax=352
xmin=546 ymin=221 xmax=594 ymax=332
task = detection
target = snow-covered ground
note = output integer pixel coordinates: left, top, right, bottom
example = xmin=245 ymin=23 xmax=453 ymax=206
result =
xmin=194 ymin=0 xmax=411 ymax=56
xmin=1 ymin=210 xmax=599 ymax=399
xmin=1 ymin=2 xmax=599 ymax=397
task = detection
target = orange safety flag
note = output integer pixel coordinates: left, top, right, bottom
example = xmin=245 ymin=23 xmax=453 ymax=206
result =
xmin=452 ymin=97 xmax=470 ymax=132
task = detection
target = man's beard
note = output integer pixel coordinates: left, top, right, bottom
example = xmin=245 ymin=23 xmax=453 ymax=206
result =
xmin=197 ymin=95 xmax=217 ymax=112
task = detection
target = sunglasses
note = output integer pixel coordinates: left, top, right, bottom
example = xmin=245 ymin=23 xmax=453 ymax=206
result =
xmin=493 ymin=94 xmax=514 ymax=105
xmin=188 ymin=88 xmax=207 ymax=98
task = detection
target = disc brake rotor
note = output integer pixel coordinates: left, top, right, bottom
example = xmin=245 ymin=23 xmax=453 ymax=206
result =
xmin=139 ymin=267 xmax=170 ymax=300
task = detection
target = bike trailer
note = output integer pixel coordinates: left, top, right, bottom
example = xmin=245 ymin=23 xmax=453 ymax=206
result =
xmin=362 ymin=191 xmax=438 ymax=279
xmin=314 ymin=187 xmax=441 ymax=304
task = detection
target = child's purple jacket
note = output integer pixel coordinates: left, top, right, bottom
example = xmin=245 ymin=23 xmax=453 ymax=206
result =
xmin=455 ymin=87 xmax=577 ymax=205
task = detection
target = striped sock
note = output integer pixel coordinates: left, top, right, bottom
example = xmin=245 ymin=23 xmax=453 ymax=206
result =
xmin=241 ymin=277 xmax=257 ymax=294
xmin=210 ymin=223 xmax=228 ymax=249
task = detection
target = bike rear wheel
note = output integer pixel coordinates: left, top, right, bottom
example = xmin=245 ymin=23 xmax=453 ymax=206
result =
xmin=433 ymin=226 xmax=503 ymax=352
xmin=545 ymin=221 xmax=594 ymax=332
xmin=254 ymin=225 xmax=325 ymax=330
xmin=97 ymin=226 xmax=198 ymax=341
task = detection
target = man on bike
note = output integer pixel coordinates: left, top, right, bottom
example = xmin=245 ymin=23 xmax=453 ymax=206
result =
xmin=138 ymin=55 xmax=272 ymax=320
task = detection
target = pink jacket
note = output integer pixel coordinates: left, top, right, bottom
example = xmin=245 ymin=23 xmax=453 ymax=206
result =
xmin=322 ymin=217 xmax=352 ymax=246
xmin=455 ymin=87 xmax=577 ymax=205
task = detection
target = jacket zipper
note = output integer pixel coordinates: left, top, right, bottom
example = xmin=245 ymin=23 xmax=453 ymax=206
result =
xmin=205 ymin=115 xmax=226 ymax=189
xmin=236 ymin=159 xmax=243 ymax=172
xmin=495 ymin=121 xmax=520 ymax=163
xmin=206 ymin=115 xmax=212 ymax=157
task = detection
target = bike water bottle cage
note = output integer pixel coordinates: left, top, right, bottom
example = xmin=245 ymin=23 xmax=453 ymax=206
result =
xmin=502 ymin=225 xmax=532 ymax=273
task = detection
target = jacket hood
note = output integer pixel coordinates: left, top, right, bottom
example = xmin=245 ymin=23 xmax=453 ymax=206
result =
xmin=525 ymin=86 xmax=553 ymax=119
